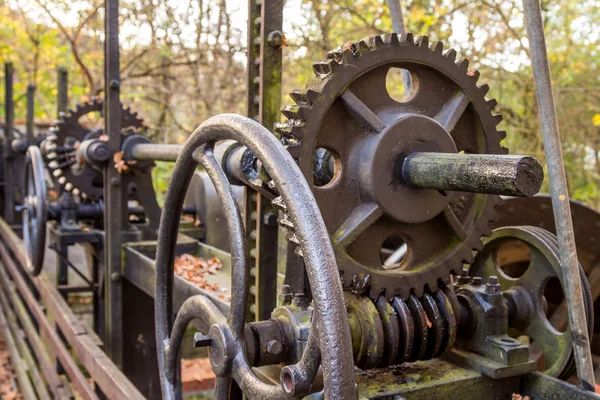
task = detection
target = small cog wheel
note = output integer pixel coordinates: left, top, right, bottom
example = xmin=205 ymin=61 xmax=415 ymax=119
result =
xmin=43 ymin=98 xmax=145 ymax=201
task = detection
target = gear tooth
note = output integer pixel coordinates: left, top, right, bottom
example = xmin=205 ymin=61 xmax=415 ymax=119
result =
xmin=58 ymin=176 xmax=66 ymax=185
xmin=493 ymin=114 xmax=503 ymax=126
xmin=374 ymin=35 xmax=385 ymax=48
xmin=68 ymin=107 xmax=75 ymax=114
xmin=289 ymin=90 xmax=310 ymax=107
xmin=478 ymin=84 xmax=490 ymax=96
xmin=272 ymin=196 xmax=287 ymax=211
xmin=278 ymin=214 xmax=295 ymax=230
xmin=432 ymin=41 xmax=444 ymax=54
xmin=305 ymin=89 xmax=320 ymax=102
xmin=294 ymin=247 xmax=304 ymax=257
xmin=58 ymin=111 xmax=66 ymax=119
xmin=444 ymin=49 xmax=457 ymax=61
xmin=457 ymin=58 xmax=469 ymax=70
xmin=286 ymin=232 xmax=301 ymax=245
xmin=281 ymin=104 xmax=300 ymax=119
xmin=274 ymin=121 xmax=292 ymax=135
xmin=461 ymin=249 xmax=475 ymax=264
xmin=486 ymin=99 xmax=498 ymax=111
xmin=472 ymin=239 xmax=485 ymax=252
xmin=498 ymin=130 xmax=507 ymax=140
xmin=386 ymin=32 xmax=400 ymax=46
xmin=500 ymin=146 xmax=509 ymax=155
xmin=412 ymin=285 xmax=425 ymax=298
xmin=402 ymin=33 xmax=415 ymax=44
xmin=358 ymin=39 xmax=371 ymax=53
xmin=416 ymin=36 xmax=429 ymax=48
xmin=326 ymin=49 xmax=344 ymax=63
xmin=312 ymin=61 xmax=332 ymax=77
xmin=427 ymin=280 xmax=439 ymax=292
xmin=470 ymin=70 xmax=481 ymax=83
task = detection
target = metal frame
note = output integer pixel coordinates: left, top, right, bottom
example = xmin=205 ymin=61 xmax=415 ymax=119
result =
xmin=0 ymin=0 xmax=594 ymax=398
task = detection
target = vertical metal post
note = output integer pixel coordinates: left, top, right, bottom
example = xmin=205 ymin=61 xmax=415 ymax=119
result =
xmin=103 ymin=0 xmax=125 ymax=367
xmin=387 ymin=0 xmax=411 ymax=93
xmin=244 ymin=0 xmax=283 ymax=321
xmin=26 ymin=84 xmax=35 ymax=144
xmin=57 ymin=67 xmax=68 ymax=117
xmin=523 ymin=0 xmax=595 ymax=390
xmin=3 ymin=63 xmax=15 ymax=224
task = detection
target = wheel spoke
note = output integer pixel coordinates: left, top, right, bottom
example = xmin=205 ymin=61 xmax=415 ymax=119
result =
xmin=440 ymin=206 xmax=467 ymax=241
xmin=333 ymin=202 xmax=383 ymax=248
xmin=340 ymin=89 xmax=386 ymax=133
xmin=434 ymin=91 xmax=470 ymax=132
xmin=214 ymin=377 xmax=234 ymax=400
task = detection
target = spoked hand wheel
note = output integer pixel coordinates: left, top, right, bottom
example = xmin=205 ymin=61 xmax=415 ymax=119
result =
xmin=468 ymin=226 xmax=592 ymax=379
xmin=20 ymin=146 xmax=47 ymax=275
xmin=154 ymin=114 xmax=355 ymax=399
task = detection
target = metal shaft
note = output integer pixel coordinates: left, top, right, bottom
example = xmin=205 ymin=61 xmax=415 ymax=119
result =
xmin=523 ymin=0 xmax=595 ymax=390
xmin=387 ymin=0 xmax=411 ymax=93
xmin=26 ymin=84 xmax=36 ymax=143
xmin=57 ymin=67 xmax=68 ymax=117
xmin=401 ymin=152 xmax=543 ymax=197
xmin=130 ymin=143 xmax=182 ymax=162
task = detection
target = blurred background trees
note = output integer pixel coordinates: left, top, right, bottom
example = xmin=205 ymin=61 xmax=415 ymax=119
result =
xmin=1 ymin=0 xmax=599 ymax=206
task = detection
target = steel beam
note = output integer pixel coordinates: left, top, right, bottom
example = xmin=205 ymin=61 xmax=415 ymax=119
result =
xmin=523 ymin=0 xmax=595 ymax=390
xmin=103 ymin=0 xmax=126 ymax=367
xmin=57 ymin=67 xmax=68 ymax=116
xmin=26 ymin=84 xmax=35 ymax=144
xmin=245 ymin=0 xmax=284 ymax=322
xmin=3 ymin=63 xmax=15 ymax=224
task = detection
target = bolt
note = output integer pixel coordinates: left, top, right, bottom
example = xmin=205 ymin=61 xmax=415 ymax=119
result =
xmin=278 ymin=284 xmax=293 ymax=306
xmin=109 ymin=79 xmax=120 ymax=89
xmin=263 ymin=212 xmax=278 ymax=227
xmin=110 ymin=272 xmax=120 ymax=282
xmin=193 ymin=332 xmax=213 ymax=348
xmin=266 ymin=340 xmax=283 ymax=356
xmin=111 ymin=177 xmax=120 ymax=187
xmin=267 ymin=30 xmax=284 ymax=49
xmin=485 ymin=275 xmax=501 ymax=294
xmin=456 ymin=268 xmax=471 ymax=285
xmin=294 ymin=293 xmax=309 ymax=310
xmin=471 ymin=276 xmax=482 ymax=286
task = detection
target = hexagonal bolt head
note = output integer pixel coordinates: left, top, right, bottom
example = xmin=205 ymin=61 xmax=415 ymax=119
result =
xmin=471 ymin=276 xmax=483 ymax=286
xmin=294 ymin=293 xmax=309 ymax=310
xmin=485 ymin=275 xmax=501 ymax=294
xmin=279 ymin=284 xmax=293 ymax=306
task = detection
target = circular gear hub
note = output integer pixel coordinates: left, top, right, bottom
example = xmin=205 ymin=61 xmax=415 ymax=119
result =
xmin=278 ymin=33 xmax=507 ymax=299
xmin=44 ymin=98 xmax=145 ymax=200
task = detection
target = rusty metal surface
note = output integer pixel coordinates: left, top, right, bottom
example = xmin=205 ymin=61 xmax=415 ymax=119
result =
xmin=523 ymin=0 xmax=595 ymax=389
xmin=493 ymin=195 xmax=600 ymax=272
xmin=154 ymin=114 xmax=355 ymax=399
xmin=278 ymin=34 xmax=506 ymax=300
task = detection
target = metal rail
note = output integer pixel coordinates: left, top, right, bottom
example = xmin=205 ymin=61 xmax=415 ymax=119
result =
xmin=103 ymin=0 xmax=125 ymax=366
xmin=3 ymin=63 xmax=15 ymax=224
xmin=523 ymin=0 xmax=595 ymax=391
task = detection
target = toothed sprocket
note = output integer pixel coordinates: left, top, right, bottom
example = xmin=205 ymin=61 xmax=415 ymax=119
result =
xmin=278 ymin=33 xmax=506 ymax=300
xmin=43 ymin=98 xmax=145 ymax=201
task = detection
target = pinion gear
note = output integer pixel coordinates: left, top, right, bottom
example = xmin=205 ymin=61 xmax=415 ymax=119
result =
xmin=278 ymin=33 xmax=506 ymax=300
xmin=43 ymin=98 xmax=145 ymax=201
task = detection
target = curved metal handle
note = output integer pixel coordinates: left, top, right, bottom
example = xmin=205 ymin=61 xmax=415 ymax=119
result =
xmin=154 ymin=114 xmax=355 ymax=399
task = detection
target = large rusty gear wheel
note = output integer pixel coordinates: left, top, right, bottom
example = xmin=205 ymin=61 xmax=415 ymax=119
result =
xmin=43 ymin=97 xmax=145 ymax=201
xmin=277 ymin=33 xmax=506 ymax=300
